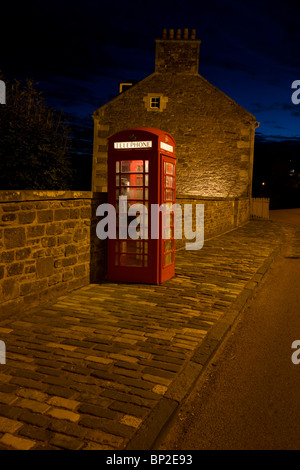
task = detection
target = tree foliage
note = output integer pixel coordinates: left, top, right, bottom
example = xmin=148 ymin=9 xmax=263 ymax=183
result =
xmin=0 ymin=75 xmax=74 ymax=189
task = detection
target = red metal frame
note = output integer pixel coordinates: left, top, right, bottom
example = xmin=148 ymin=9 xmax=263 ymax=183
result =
xmin=107 ymin=127 xmax=176 ymax=284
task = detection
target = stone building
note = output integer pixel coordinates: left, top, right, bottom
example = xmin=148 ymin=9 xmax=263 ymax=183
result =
xmin=92 ymin=28 xmax=259 ymax=240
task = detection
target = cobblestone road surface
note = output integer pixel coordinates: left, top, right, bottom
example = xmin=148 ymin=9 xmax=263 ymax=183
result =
xmin=0 ymin=220 xmax=287 ymax=450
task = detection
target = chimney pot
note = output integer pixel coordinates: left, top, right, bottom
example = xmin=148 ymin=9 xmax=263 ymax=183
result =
xmin=162 ymin=28 xmax=167 ymax=39
xmin=183 ymin=28 xmax=189 ymax=39
xmin=191 ymin=29 xmax=196 ymax=40
xmin=169 ymin=29 xmax=174 ymax=39
xmin=176 ymin=28 xmax=182 ymax=39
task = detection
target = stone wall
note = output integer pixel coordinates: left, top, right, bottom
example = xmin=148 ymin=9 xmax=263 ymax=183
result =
xmin=175 ymin=195 xmax=250 ymax=250
xmin=0 ymin=191 xmax=106 ymax=315
xmin=0 ymin=190 xmax=250 ymax=314
xmin=92 ymin=73 xmax=257 ymax=197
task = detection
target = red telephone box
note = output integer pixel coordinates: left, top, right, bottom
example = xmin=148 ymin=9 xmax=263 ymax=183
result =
xmin=107 ymin=127 xmax=176 ymax=284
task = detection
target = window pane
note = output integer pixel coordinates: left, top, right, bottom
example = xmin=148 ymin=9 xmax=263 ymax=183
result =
xmin=145 ymin=161 xmax=149 ymax=173
xmin=127 ymin=188 xmax=144 ymax=199
xmin=145 ymin=174 xmax=149 ymax=186
xmin=116 ymin=162 xmax=120 ymax=173
xmin=121 ymin=160 xmax=144 ymax=173
xmin=120 ymin=240 xmax=143 ymax=254
xmin=164 ymin=162 xmax=175 ymax=175
xmin=164 ymin=239 xmax=174 ymax=252
xmin=151 ymin=97 xmax=160 ymax=108
xmin=120 ymin=174 xmax=144 ymax=187
xmin=164 ymin=175 xmax=175 ymax=188
xmin=164 ymin=189 xmax=174 ymax=201
xmin=163 ymin=252 xmax=174 ymax=267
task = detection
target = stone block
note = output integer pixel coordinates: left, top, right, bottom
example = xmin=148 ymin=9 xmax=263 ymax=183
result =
xmin=0 ymin=251 xmax=15 ymax=263
xmin=15 ymin=248 xmax=31 ymax=260
xmin=2 ymin=204 xmax=20 ymax=212
xmin=6 ymin=262 xmax=24 ymax=277
xmin=37 ymin=210 xmax=53 ymax=223
xmin=73 ymin=264 xmax=87 ymax=278
xmin=20 ymin=279 xmax=47 ymax=296
xmin=18 ymin=212 xmax=36 ymax=224
xmin=41 ymin=237 xmax=56 ymax=247
xmin=46 ymin=223 xmax=64 ymax=235
xmin=70 ymin=209 xmax=80 ymax=219
xmin=54 ymin=209 xmax=70 ymax=221
xmin=4 ymin=227 xmax=25 ymax=249
xmin=36 ymin=257 xmax=54 ymax=278
xmin=2 ymin=213 xmax=17 ymax=223
xmin=1 ymin=278 xmax=20 ymax=300
xmin=27 ymin=225 xmax=45 ymax=238
xmin=73 ymin=228 xmax=88 ymax=242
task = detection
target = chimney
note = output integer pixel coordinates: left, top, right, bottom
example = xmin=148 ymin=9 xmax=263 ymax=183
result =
xmin=155 ymin=28 xmax=201 ymax=74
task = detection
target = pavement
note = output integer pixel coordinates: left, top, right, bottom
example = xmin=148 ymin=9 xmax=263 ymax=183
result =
xmin=0 ymin=218 xmax=290 ymax=450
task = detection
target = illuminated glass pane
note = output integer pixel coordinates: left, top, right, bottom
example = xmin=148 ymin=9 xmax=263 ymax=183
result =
xmin=164 ymin=175 xmax=175 ymax=188
xmin=127 ymin=188 xmax=144 ymax=199
xmin=145 ymin=161 xmax=149 ymax=173
xmin=164 ymin=189 xmax=174 ymax=201
xmin=116 ymin=175 xmax=120 ymax=185
xmin=136 ymin=175 xmax=144 ymax=186
xmin=121 ymin=175 xmax=131 ymax=186
xmin=163 ymin=252 xmax=174 ymax=267
xmin=145 ymin=188 xmax=148 ymax=200
xmin=145 ymin=174 xmax=149 ymax=186
xmin=121 ymin=174 xmax=144 ymax=186
xmin=116 ymin=162 xmax=120 ymax=173
xmin=120 ymin=240 xmax=143 ymax=254
xmin=164 ymin=162 xmax=175 ymax=175
xmin=164 ymin=240 xmax=173 ymax=252
xmin=121 ymin=160 xmax=144 ymax=173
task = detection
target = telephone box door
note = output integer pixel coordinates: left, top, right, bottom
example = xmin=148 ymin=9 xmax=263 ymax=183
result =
xmin=160 ymin=154 xmax=176 ymax=283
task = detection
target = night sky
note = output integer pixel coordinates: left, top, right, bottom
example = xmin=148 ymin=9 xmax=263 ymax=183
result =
xmin=1 ymin=0 xmax=300 ymax=151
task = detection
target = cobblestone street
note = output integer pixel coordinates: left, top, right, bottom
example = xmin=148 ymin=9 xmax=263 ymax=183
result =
xmin=0 ymin=220 xmax=287 ymax=450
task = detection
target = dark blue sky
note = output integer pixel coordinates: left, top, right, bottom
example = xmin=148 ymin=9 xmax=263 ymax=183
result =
xmin=1 ymin=0 xmax=300 ymax=142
